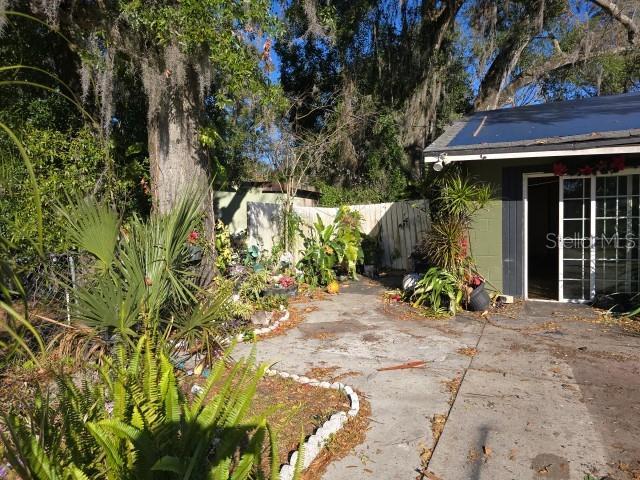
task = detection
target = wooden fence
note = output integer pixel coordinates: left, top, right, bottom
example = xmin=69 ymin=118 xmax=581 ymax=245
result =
xmin=247 ymin=200 xmax=430 ymax=271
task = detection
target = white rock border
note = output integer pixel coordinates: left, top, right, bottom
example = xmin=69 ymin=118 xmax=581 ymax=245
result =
xmin=266 ymin=367 xmax=360 ymax=480
xmin=183 ymin=308 xmax=292 ymax=373
xmin=187 ymin=306 xmax=361 ymax=478
xmin=235 ymin=308 xmax=291 ymax=341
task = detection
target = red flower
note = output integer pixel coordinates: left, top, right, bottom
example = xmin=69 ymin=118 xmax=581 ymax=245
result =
xmin=553 ymin=162 xmax=568 ymax=176
xmin=188 ymin=230 xmax=199 ymax=244
xmin=278 ymin=276 xmax=295 ymax=288
xmin=610 ymin=155 xmax=625 ymax=172
xmin=578 ymin=165 xmax=593 ymax=176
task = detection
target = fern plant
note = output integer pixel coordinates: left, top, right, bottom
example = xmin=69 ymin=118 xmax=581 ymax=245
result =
xmin=0 ymin=336 xmax=286 ymax=480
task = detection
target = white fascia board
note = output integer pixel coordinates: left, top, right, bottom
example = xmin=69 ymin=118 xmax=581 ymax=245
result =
xmin=424 ymin=145 xmax=640 ymax=163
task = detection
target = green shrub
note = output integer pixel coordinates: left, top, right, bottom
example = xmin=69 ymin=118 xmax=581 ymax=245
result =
xmin=361 ymin=234 xmax=382 ymax=266
xmin=254 ymin=294 xmax=289 ymax=312
xmin=0 ymin=126 xmax=145 ymax=267
xmin=215 ymin=220 xmax=233 ymax=274
xmin=239 ymin=270 xmax=269 ymax=302
xmin=297 ymin=207 xmax=364 ymax=286
xmin=411 ymin=267 xmax=462 ymax=315
xmin=0 ymin=336 xmax=284 ymax=480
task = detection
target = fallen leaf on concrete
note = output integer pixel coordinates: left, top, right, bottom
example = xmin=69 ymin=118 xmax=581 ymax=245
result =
xmin=424 ymin=472 xmax=443 ymax=480
xmin=483 ymin=445 xmax=493 ymax=457
xmin=377 ymin=360 xmax=427 ymax=371
xmin=457 ymin=347 xmax=478 ymax=357
xmin=538 ymin=464 xmax=550 ymax=474
xmin=508 ymin=448 xmax=518 ymax=460
xmin=467 ymin=448 xmax=480 ymax=463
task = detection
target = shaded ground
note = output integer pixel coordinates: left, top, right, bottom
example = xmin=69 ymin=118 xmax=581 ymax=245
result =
xmin=429 ymin=301 xmax=640 ymax=480
xmin=186 ymin=371 xmax=349 ymax=473
xmin=238 ymin=280 xmax=640 ymax=480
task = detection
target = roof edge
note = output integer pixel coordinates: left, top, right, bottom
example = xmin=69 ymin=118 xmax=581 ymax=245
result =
xmin=424 ymin=128 xmax=640 ymax=154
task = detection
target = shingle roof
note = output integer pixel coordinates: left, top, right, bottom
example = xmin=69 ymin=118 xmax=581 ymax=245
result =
xmin=425 ymin=92 xmax=640 ymax=156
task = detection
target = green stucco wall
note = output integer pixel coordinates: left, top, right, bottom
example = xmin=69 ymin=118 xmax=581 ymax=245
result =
xmin=465 ymin=162 xmax=504 ymax=291
xmin=214 ymin=188 xmax=316 ymax=233
xmin=464 ymin=157 xmax=558 ymax=293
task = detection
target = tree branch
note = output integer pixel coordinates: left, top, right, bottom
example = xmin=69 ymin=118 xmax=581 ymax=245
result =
xmin=474 ymin=0 xmax=545 ymax=111
xmin=499 ymin=44 xmax=633 ymax=103
xmin=589 ymin=0 xmax=638 ymax=45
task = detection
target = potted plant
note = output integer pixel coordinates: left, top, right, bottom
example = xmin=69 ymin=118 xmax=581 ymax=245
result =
xmin=464 ymin=273 xmax=491 ymax=312
xmin=263 ymin=274 xmax=298 ymax=297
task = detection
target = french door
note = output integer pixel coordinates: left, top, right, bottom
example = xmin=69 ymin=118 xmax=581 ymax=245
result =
xmin=559 ymin=173 xmax=640 ymax=301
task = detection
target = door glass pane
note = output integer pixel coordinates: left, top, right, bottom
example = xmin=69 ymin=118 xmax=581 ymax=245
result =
xmin=564 ymin=200 xmax=584 ymax=219
xmin=561 ymin=177 xmax=591 ymax=301
xmin=594 ymin=174 xmax=639 ymax=297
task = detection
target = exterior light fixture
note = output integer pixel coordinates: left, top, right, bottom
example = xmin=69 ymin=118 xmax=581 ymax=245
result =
xmin=431 ymin=153 xmax=448 ymax=172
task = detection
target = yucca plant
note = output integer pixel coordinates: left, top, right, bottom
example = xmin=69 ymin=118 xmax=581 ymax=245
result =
xmin=417 ymin=171 xmax=493 ymax=285
xmin=436 ymin=174 xmax=492 ymax=223
xmin=421 ymin=218 xmax=468 ymax=274
xmin=411 ymin=267 xmax=463 ymax=315
xmin=0 ymin=335 xmax=288 ymax=480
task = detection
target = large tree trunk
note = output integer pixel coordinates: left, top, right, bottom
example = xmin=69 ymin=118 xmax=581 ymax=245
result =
xmin=399 ymin=0 xmax=464 ymax=174
xmin=145 ymin=45 xmax=217 ymax=284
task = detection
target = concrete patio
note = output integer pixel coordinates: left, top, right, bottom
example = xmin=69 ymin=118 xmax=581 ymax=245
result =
xmin=239 ymin=279 xmax=640 ymax=480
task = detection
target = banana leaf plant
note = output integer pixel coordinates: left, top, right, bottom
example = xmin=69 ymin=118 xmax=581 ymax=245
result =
xmin=411 ymin=267 xmax=463 ymax=315
xmin=297 ymin=208 xmax=364 ymax=286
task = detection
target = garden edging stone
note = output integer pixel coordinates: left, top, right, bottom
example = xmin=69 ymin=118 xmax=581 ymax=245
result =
xmin=264 ymin=367 xmax=360 ymax=480
xmin=185 ymin=307 xmax=359 ymax=479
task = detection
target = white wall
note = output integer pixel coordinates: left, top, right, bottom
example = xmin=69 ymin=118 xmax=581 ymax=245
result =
xmin=247 ymin=200 xmax=430 ymax=271
xmin=214 ymin=188 xmax=315 ymax=233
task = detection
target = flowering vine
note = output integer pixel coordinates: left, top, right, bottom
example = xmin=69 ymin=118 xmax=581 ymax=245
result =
xmin=552 ymin=155 xmax=627 ymax=176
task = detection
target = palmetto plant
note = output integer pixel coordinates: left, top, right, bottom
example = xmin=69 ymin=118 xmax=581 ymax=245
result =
xmin=411 ymin=267 xmax=463 ymax=315
xmin=59 ymin=193 xmax=239 ymax=357
xmin=0 ymin=335 xmax=288 ymax=480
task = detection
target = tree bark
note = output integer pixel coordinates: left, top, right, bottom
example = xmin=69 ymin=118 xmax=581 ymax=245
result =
xmin=145 ymin=47 xmax=217 ymax=285
xmin=474 ymin=0 xmax=545 ymax=111
xmin=399 ymin=0 xmax=464 ymax=169
xmin=588 ymin=0 xmax=638 ymax=45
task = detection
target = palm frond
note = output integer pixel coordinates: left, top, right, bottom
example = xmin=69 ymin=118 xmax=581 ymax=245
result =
xmin=58 ymin=197 xmax=119 ymax=272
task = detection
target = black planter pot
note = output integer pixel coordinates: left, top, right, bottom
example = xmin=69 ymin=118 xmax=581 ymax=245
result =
xmin=467 ymin=282 xmax=491 ymax=311
xmin=262 ymin=285 xmax=298 ymax=298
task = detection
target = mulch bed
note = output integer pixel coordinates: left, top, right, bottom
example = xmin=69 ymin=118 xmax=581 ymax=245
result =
xmin=300 ymin=390 xmax=371 ymax=480
xmin=186 ymin=370 xmax=351 ymax=475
